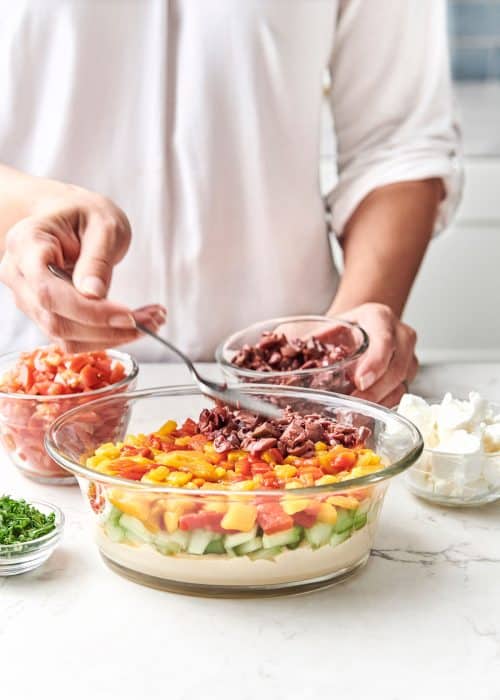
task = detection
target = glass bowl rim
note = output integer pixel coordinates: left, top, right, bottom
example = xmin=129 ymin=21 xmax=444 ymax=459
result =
xmin=0 ymin=348 xmax=139 ymax=402
xmin=397 ymin=395 xmax=500 ymax=460
xmin=0 ymin=499 xmax=64 ymax=554
xmin=45 ymin=383 xmax=423 ymax=496
xmin=215 ymin=315 xmax=369 ymax=379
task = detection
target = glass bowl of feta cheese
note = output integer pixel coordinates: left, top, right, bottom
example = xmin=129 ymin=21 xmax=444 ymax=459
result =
xmin=398 ymin=392 xmax=500 ymax=506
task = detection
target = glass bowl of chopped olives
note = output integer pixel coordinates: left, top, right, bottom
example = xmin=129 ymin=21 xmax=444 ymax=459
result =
xmin=216 ymin=315 xmax=368 ymax=395
xmin=0 ymin=496 xmax=64 ymax=575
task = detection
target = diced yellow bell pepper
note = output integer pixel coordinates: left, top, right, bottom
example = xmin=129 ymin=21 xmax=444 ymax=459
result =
xmin=156 ymin=420 xmax=177 ymax=437
xmin=275 ymin=464 xmax=297 ymax=480
xmin=108 ymin=492 xmax=152 ymax=522
xmin=221 ymin=503 xmax=257 ymax=532
xmin=327 ymin=495 xmax=359 ymax=510
xmin=163 ymin=511 xmax=179 ymax=533
xmin=284 ymin=456 xmax=299 ymax=465
xmin=94 ymin=442 xmax=121 ymax=459
xmin=204 ymin=498 xmax=229 ymax=514
xmin=282 ymin=498 xmax=312 ymax=515
xmin=213 ymin=466 xmax=227 ymax=480
xmin=317 ymin=502 xmax=337 ymax=525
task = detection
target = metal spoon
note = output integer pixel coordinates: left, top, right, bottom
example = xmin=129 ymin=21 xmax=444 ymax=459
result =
xmin=47 ymin=263 xmax=282 ymax=419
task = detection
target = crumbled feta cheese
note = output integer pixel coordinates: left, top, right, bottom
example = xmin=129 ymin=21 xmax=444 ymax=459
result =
xmin=398 ymin=392 xmax=500 ymax=503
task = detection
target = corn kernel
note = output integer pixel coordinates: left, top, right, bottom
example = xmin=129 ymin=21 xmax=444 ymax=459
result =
xmin=315 ymin=474 xmax=338 ymax=486
xmin=141 ymin=466 xmax=169 ymax=483
xmin=229 ymin=480 xmax=256 ymax=491
xmin=275 ymin=464 xmax=297 ymax=480
xmin=315 ymin=441 xmax=328 ymax=452
xmin=167 ymin=471 xmax=192 ymax=487
xmin=227 ymin=450 xmax=247 ymax=463
xmin=285 ymin=480 xmax=303 ymax=489
xmin=214 ymin=466 xmax=227 ymax=480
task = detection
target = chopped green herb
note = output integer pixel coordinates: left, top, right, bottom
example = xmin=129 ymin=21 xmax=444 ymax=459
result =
xmin=0 ymin=495 xmax=56 ymax=545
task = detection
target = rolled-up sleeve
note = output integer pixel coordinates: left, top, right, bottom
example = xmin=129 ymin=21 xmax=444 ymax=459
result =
xmin=327 ymin=0 xmax=462 ymax=237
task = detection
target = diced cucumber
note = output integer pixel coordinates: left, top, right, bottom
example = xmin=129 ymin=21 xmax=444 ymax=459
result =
xmin=353 ymin=511 xmax=368 ymax=530
xmin=234 ymin=536 xmax=263 ymax=556
xmin=119 ymin=514 xmax=152 ymax=543
xmin=262 ymin=526 xmax=303 ymax=549
xmin=224 ymin=527 xmax=258 ymax=550
xmin=286 ymin=540 xmax=302 ymax=550
xmin=334 ymin=508 xmax=354 ymax=534
xmin=330 ymin=531 xmax=351 ymax=548
xmin=104 ymin=520 xmax=125 ymax=543
xmin=154 ymin=530 xmax=189 ymax=555
xmin=107 ymin=505 xmax=122 ymax=525
xmin=305 ymin=522 xmax=334 ymax=549
xmin=205 ymin=539 xmax=226 ymax=555
xmin=248 ymin=546 xmax=283 ymax=561
xmin=187 ymin=529 xmax=218 ymax=555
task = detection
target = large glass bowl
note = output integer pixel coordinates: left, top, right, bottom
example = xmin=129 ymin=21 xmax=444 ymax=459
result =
xmin=0 ymin=349 xmax=138 ymax=485
xmin=216 ymin=315 xmax=368 ymax=395
xmin=46 ymin=384 xmax=422 ymax=597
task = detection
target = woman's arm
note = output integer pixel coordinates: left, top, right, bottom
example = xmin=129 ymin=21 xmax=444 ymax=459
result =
xmin=322 ymin=0 xmax=461 ymax=405
xmin=326 ymin=179 xmax=443 ymax=406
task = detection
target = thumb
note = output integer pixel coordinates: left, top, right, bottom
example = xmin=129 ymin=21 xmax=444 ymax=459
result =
xmin=72 ymin=213 xmax=131 ymax=299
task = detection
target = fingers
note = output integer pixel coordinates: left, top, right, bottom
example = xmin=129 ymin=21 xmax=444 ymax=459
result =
xmin=353 ymin=323 xmax=417 ymax=404
xmin=72 ymin=206 xmax=131 ymax=298
xmin=352 ymin=305 xmax=397 ymax=391
xmin=133 ymin=304 xmax=167 ymax=332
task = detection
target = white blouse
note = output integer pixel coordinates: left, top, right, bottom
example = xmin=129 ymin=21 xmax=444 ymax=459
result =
xmin=0 ymin=0 xmax=461 ymax=360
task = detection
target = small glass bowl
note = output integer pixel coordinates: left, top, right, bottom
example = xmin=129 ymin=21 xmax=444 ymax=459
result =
xmin=216 ymin=315 xmax=369 ymax=395
xmin=402 ymin=399 xmax=500 ymax=507
xmin=0 ymin=349 xmax=139 ymax=485
xmin=46 ymin=384 xmax=422 ymax=597
xmin=0 ymin=500 xmax=64 ymax=576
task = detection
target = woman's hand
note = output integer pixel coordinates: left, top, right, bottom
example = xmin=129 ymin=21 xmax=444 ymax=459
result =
xmin=332 ymin=303 xmax=418 ymax=407
xmin=276 ymin=303 xmax=417 ymax=407
xmin=0 ymin=184 xmax=165 ymax=351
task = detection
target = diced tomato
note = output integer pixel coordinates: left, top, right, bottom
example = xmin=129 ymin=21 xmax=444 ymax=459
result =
xmin=179 ymin=510 xmax=225 ymax=532
xmin=261 ymin=471 xmax=280 ymax=489
xmin=257 ymin=502 xmax=294 ymax=534
xmin=235 ymin=457 xmax=252 ymax=477
xmin=79 ymin=364 xmax=102 ymax=390
xmin=332 ymin=451 xmax=357 ymax=472
xmin=179 ymin=418 xmax=198 ymax=436
xmin=109 ymin=363 xmax=125 ymax=384
xmin=113 ymin=459 xmax=151 ymax=481
xmin=121 ymin=445 xmax=140 ymax=456
xmin=250 ymin=461 xmax=270 ymax=475
xmin=68 ymin=354 xmax=89 ymax=373
xmin=18 ymin=364 xmax=34 ymax=391
xmin=188 ymin=434 xmax=208 ymax=451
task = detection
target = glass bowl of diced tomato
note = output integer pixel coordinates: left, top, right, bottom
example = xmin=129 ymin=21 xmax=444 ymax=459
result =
xmin=45 ymin=384 xmax=422 ymax=596
xmin=0 ymin=346 xmax=138 ymax=484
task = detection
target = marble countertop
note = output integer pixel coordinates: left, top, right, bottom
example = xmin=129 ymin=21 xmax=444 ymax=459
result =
xmin=1 ymin=363 xmax=499 ymax=700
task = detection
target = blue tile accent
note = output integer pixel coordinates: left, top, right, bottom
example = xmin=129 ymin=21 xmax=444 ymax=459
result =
xmin=448 ymin=1 xmax=500 ymax=80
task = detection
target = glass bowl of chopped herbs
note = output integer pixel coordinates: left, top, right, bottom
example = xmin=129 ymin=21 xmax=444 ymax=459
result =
xmin=0 ymin=495 xmax=64 ymax=575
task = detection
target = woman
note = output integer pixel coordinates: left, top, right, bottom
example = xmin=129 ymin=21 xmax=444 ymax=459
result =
xmin=0 ymin=0 xmax=461 ymax=406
